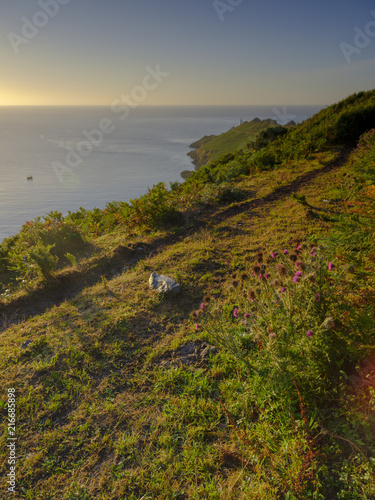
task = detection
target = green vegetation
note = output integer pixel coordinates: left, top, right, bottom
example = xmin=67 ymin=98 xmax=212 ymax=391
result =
xmin=0 ymin=91 xmax=375 ymax=499
xmin=188 ymin=117 xmax=287 ymax=168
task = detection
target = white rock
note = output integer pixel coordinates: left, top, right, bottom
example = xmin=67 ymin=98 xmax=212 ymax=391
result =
xmin=149 ymin=272 xmax=181 ymax=294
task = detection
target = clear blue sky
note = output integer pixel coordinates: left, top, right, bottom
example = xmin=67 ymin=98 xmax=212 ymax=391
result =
xmin=1 ymin=0 xmax=374 ymax=105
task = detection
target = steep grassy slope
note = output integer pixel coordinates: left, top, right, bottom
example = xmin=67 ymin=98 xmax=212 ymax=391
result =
xmin=187 ymin=118 xmax=284 ymax=169
xmin=0 ymin=92 xmax=375 ymax=499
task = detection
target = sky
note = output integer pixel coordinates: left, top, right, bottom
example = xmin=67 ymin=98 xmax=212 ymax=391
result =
xmin=0 ymin=0 xmax=374 ymax=106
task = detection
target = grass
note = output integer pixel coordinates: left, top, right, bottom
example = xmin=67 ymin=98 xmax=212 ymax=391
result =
xmin=0 ymin=92 xmax=375 ymax=498
xmin=188 ymin=118 xmax=281 ymax=168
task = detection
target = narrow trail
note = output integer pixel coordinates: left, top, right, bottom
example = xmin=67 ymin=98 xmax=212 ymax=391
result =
xmin=0 ymin=148 xmax=352 ymax=332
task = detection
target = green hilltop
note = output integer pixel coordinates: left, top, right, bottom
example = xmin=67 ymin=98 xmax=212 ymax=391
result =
xmin=0 ymin=91 xmax=375 ymax=499
xmin=186 ymin=117 xmax=293 ymax=171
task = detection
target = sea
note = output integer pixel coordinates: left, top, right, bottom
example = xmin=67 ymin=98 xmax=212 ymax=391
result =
xmin=0 ymin=105 xmax=324 ymax=241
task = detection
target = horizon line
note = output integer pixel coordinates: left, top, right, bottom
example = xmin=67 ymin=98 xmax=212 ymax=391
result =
xmin=0 ymin=103 xmax=327 ymax=108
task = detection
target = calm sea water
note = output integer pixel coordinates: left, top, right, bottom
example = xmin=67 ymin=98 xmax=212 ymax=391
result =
xmin=0 ymin=105 xmax=323 ymax=240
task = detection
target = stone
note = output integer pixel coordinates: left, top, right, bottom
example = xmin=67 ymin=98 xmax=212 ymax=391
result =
xmin=148 ymin=272 xmax=181 ymax=294
xmin=21 ymin=340 xmax=32 ymax=350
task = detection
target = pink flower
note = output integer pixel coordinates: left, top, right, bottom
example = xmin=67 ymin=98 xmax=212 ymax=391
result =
xmin=295 ymin=261 xmax=302 ymax=268
xmin=265 ymin=273 xmax=270 ymax=280
xmin=244 ymin=313 xmax=250 ymax=318
xmin=292 ymin=276 xmax=300 ymax=283
xmin=281 ymin=287 xmax=286 ymax=293
xmin=284 ymin=249 xmax=289 ymax=254
xmin=200 ymin=302 xmax=205 ymax=310
xmin=195 ymin=324 xmax=199 ymax=331
xmin=328 ymin=262 xmax=334 ymax=271
xmin=194 ymin=310 xmax=200 ymax=316
xmin=306 ymin=330 xmax=313 ymax=337
xmin=316 ymin=293 xmax=321 ymax=301
xmin=295 ymin=270 xmax=303 ymax=277
xmin=297 ymin=244 xmax=302 ymax=251
xmin=271 ymin=252 xmax=276 ymax=259
xmin=233 ymin=308 xmax=239 ymax=318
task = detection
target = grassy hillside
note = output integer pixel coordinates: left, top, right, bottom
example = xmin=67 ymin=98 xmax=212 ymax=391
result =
xmin=187 ymin=118 xmax=286 ymax=169
xmin=1 ymin=91 xmax=375 ymax=499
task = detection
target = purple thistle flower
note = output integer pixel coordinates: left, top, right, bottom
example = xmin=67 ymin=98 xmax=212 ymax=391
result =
xmin=293 ymin=276 xmax=300 ymax=283
xmin=328 ymin=262 xmax=334 ymax=271
xmin=233 ymin=308 xmax=239 ymax=318
xmin=200 ymin=302 xmax=205 ymax=310
xmin=306 ymin=330 xmax=313 ymax=337
xmin=281 ymin=287 xmax=286 ymax=293
xmin=244 ymin=312 xmax=250 ymax=318
xmin=271 ymin=252 xmax=276 ymax=259
xmin=195 ymin=324 xmax=199 ymax=331
xmin=295 ymin=260 xmax=302 ymax=268
xmin=295 ymin=270 xmax=303 ymax=277
xmin=284 ymin=249 xmax=289 ymax=255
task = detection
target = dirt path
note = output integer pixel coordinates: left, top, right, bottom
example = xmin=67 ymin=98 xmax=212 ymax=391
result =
xmin=0 ymin=148 xmax=351 ymax=331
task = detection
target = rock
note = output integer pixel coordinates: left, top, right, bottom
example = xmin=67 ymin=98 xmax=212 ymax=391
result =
xmin=157 ymin=341 xmax=217 ymax=369
xmin=149 ymin=272 xmax=181 ymax=294
xmin=21 ymin=340 xmax=32 ymax=350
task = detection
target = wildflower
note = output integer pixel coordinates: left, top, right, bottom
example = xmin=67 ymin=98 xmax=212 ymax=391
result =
xmin=306 ymin=330 xmax=313 ymax=337
xmin=200 ymin=302 xmax=205 ymax=310
xmin=292 ymin=276 xmax=300 ymax=283
xmin=297 ymin=244 xmax=303 ymax=251
xmin=269 ymin=333 xmax=277 ymax=339
xmin=244 ymin=313 xmax=250 ymax=318
xmin=328 ymin=262 xmax=334 ymax=271
xmin=284 ymin=249 xmax=289 ymax=254
xmin=195 ymin=324 xmax=199 ymax=331
xmin=194 ymin=310 xmax=200 ymax=316
xmin=276 ymin=264 xmax=287 ymax=276
xmin=281 ymin=287 xmax=286 ymax=293
xmin=316 ymin=293 xmax=321 ymax=301
xmin=256 ymin=252 xmax=263 ymax=263
xmin=271 ymin=252 xmax=276 ymax=259
xmin=265 ymin=273 xmax=270 ymax=280
xmin=295 ymin=270 xmax=303 ymax=277
xmin=321 ymin=317 xmax=335 ymax=329
xmin=233 ymin=308 xmax=239 ymax=318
